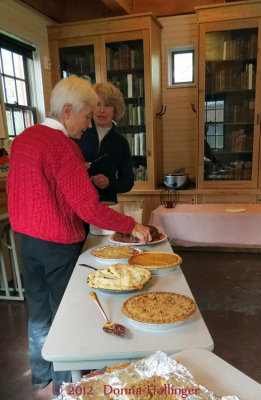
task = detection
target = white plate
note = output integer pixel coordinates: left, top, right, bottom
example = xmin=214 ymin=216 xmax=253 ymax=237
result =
xmin=94 ymin=287 xmax=142 ymax=294
xmin=122 ymin=311 xmax=196 ymax=331
xmin=224 ymin=208 xmax=246 ymax=213
xmin=108 ymin=233 xmax=168 ymax=246
xmin=90 ymin=245 xmax=142 ymax=264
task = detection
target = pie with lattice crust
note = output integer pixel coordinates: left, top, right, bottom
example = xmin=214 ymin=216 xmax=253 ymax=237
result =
xmin=122 ymin=291 xmax=196 ymax=324
xmin=87 ymin=264 xmax=151 ymax=291
xmin=128 ymin=252 xmax=182 ymax=270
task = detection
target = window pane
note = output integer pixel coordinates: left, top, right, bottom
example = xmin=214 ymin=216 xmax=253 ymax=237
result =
xmin=5 ymin=76 xmax=17 ymax=103
xmin=5 ymin=109 xmax=14 ymax=136
xmin=17 ymin=80 xmax=28 ymax=105
xmin=24 ymin=109 xmax=34 ymax=128
xmin=1 ymin=49 xmax=14 ymax=76
xmin=13 ymin=53 xmax=25 ymax=79
xmin=1 ymin=74 xmax=6 ymax=102
xmin=174 ymin=52 xmax=193 ymax=83
xmin=13 ymin=109 xmax=24 ymax=134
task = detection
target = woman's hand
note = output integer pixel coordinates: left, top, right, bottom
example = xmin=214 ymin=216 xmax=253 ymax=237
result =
xmin=91 ymin=174 xmax=109 ymax=189
xmin=132 ymin=223 xmax=152 ymax=244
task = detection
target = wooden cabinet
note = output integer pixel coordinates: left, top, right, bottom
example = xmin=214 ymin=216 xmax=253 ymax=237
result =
xmin=196 ymin=1 xmax=261 ymax=189
xmin=48 ymin=13 xmax=163 ymax=190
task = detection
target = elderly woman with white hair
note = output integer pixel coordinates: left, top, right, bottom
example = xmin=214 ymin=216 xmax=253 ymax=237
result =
xmin=7 ymin=76 xmax=151 ymax=397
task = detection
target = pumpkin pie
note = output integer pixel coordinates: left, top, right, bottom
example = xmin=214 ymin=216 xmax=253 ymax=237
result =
xmin=87 ymin=264 xmax=151 ymax=291
xmin=122 ymin=291 xmax=196 ymax=324
xmin=128 ymin=251 xmax=182 ymax=270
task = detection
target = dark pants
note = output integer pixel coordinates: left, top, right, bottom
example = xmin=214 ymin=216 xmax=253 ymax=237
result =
xmin=19 ymin=233 xmax=83 ymax=393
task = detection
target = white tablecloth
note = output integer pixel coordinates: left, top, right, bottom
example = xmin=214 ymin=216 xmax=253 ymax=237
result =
xmin=150 ymin=204 xmax=261 ymax=246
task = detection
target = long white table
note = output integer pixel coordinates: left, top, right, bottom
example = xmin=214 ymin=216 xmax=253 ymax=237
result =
xmin=170 ymin=349 xmax=261 ymax=400
xmin=42 ymin=234 xmax=213 ymax=381
xmin=150 ymin=203 xmax=261 ymax=247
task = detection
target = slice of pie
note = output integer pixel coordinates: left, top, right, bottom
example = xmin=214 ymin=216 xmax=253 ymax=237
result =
xmin=87 ymin=264 xmax=151 ymax=291
xmin=122 ymin=291 xmax=196 ymax=324
xmin=128 ymin=251 xmax=182 ymax=270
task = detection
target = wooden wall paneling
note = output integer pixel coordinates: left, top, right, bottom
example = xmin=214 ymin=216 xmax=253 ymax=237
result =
xmin=48 ymin=39 xmax=61 ymax=88
xmin=197 ymin=23 xmax=207 ymax=189
xmin=159 ymin=14 xmax=198 ymax=183
xmin=151 ymin=18 xmax=163 ymax=187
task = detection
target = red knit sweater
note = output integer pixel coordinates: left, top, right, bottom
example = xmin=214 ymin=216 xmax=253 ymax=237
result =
xmin=7 ymin=125 xmax=134 ymax=243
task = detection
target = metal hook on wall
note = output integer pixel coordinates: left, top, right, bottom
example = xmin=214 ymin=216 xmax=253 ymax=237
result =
xmin=156 ymin=105 xmax=167 ymax=119
xmin=191 ymin=103 xmax=197 ymax=113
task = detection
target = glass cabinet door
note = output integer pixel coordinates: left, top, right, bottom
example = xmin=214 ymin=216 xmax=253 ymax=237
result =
xmin=105 ymin=39 xmax=147 ymax=182
xmin=59 ymin=45 xmax=96 ymax=83
xmin=203 ymin=27 xmax=258 ymax=183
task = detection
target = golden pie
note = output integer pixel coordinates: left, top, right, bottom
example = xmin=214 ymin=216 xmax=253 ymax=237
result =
xmin=122 ymin=291 xmax=196 ymax=324
xmin=92 ymin=245 xmax=140 ymax=259
xmin=87 ymin=264 xmax=151 ymax=291
xmin=128 ymin=251 xmax=182 ymax=270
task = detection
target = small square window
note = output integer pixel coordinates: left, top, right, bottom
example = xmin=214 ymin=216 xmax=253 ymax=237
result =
xmin=172 ymin=50 xmax=194 ymax=84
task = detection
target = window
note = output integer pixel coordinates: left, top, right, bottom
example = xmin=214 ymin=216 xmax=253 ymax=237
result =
xmin=205 ymin=100 xmax=225 ymax=149
xmin=169 ymin=48 xmax=194 ymax=85
xmin=0 ymin=34 xmax=36 ymax=138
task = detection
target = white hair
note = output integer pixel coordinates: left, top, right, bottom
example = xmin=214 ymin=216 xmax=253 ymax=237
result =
xmin=49 ymin=76 xmax=98 ymax=118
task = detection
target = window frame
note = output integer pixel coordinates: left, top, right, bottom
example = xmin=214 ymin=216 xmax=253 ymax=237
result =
xmin=0 ymin=37 xmax=37 ymax=138
xmin=168 ymin=47 xmax=195 ymax=86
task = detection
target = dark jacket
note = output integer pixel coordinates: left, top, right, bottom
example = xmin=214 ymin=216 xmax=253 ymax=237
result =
xmin=74 ymin=121 xmax=134 ymax=203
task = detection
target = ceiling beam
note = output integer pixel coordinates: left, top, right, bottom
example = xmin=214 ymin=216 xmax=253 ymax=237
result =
xmin=99 ymin=0 xmax=133 ymax=14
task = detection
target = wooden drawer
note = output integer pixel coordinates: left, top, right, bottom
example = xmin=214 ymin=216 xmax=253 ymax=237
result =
xmin=197 ymin=194 xmax=257 ymax=204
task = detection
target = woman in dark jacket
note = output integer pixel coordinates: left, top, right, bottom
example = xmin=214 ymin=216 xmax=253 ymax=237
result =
xmin=74 ymin=82 xmax=134 ymax=203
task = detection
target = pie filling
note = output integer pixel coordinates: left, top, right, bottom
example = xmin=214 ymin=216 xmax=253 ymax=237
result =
xmin=122 ymin=291 xmax=196 ymax=324
xmin=92 ymin=245 xmax=140 ymax=259
xmin=87 ymin=264 xmax=151 ymax=290
xmin=128 ymin=252 xmax=182 ymax=269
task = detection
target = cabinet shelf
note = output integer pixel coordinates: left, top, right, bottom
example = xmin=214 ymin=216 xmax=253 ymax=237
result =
xmin=107 ymin=68 xmax=144 ymax=75
xmin=206 ymin=89 xmax=255 ymax=97
xmin=206 ymin=58 xmax=256 ymax=65
xmin=207 ymin=122 xmax=253 ymax=126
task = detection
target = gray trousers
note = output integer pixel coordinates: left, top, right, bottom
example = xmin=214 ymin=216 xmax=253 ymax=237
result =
xmin=19 ymin=233 xmax=84 ymax=395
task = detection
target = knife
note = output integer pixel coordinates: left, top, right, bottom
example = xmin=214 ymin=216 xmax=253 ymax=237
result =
xmin=88 ymin=153 xmax=108 ymax=167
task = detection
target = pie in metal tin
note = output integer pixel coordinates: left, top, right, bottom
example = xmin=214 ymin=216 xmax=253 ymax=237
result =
xmin=87 ymin=264 xmax=151 ymax=291
xmin=121 ymin=291 xmax=196 ymax=328
xmin=91 ymin=245 xmax=141 ymax=263
xmin=128 ymin=251 xmax=182 ymax=270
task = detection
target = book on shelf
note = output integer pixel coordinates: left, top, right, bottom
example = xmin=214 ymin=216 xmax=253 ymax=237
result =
xmin=248 ymin=63 xmax=253 ymax=90
xmin=127 ymin=74 xmax=133 ymax=98
xmin=130 ymin=49 xmax=135 ymax=69
xmin=139 ymin=132 xmax=146 ymax=156
xmin=126 ymin=133 xmax=134 ymax=155
xmin=133 ymin=165 xmax=147 ymax=181
xmin=128 ymin=104 xmax=133 ymax=125
xmin=134 ymin=133 xmax=140 ymax=156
